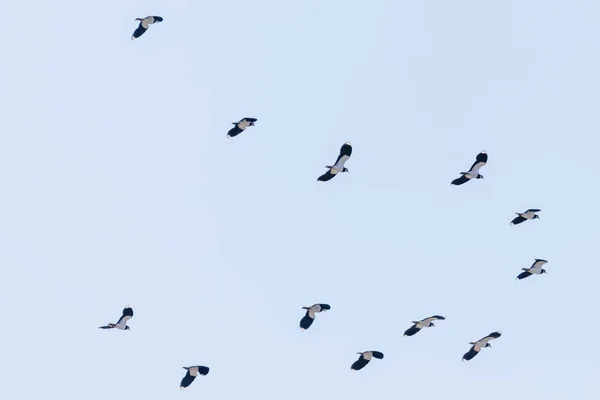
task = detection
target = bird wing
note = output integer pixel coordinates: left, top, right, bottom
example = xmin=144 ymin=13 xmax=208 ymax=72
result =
xmin=227 ymin=126 xmax=243 ymax=138
xmin=467 ymin=152 xmax=488 ymax=174
xmin=180 ymin=371 xmax=196 ymax=389
xmin=117 ymin=307 xmax=134 ymax=325
xmin=422 ymin=315 xmax=445 ymax=323
xmin=300 ymin=312 xmax=314 ymax=331
xmin=516 ymin=271 xmax=532 ymax=280
xmin=333 ymin=143 xmax=352 ymax=168
xmin=351 ymin=355 xmax=370 ymax=371
xmin=477 ymin=332 xmax=501 ymax=345
xmin=152 ymin=16 xmax=164 ymax=23
xmin=462 ymin=345 xmax=479 ymax=361
xmin=333 ymin=155 xmax=350 ymax=170
xmin=243 ymin=117 xmax=257 ymax=123
xmin=189 ymin=366 xmax=210 ymax=376
xmin=511 ymin=216 xmax=527 ymax=225
xmin=404 ymin=324 xmax=421 ymax=336
xmin=132 ymin=23 xmax=148 ymax=39
xmin=451 ymin=175 xmax=470 ymax=186
xmin=317 ymin=303 xmax=331 ymax=311
xmin=371 ymin=351 xmax=384 ymax=359
xmin=530 ymin=259 xmax=547 ymax=273
xmin=317 ymin=171 xmax=336 ymax=182
xmin=526 ymin=209 xmax=541 ymax=213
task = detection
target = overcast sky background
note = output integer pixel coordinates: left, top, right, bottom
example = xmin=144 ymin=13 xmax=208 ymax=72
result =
xmin=1 ymin=1 xmax=599 ymax=399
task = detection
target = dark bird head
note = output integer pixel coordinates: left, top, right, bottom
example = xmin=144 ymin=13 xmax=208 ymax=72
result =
xmin=125 ymin=326 xmax=131 ymax=331
xmin=534 ymin=215 xmax=540 ymax=219
xmin=485 ymin=343 xmax=492 ymax=348
xmin=542 ymin=269 xmax=547 ymax=274
xmin=430 ymin=322 xmax=436 ymax=327
xmin=249 ymin=122 xmax=255 ymax=126
xmin=343 ymin=168 xmax=349 ymax=173
xmin=476 ymin=174 xmax=484 ymax=179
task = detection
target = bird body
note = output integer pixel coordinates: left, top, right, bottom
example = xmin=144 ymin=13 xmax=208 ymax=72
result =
xmin=516 ymin=259 xmax=548 ymax=280
xmin=99 ymin=307 xmax=134 ymax=330
xmin=404 ymin=315 xmax=445 ymax=336
xmin=318 ymin=142 xmax=352 ymax=182
xmin=132 ymin=16 xmax=163 ymax=40
xmin=227 ymin=118 xmax=257 ymax=138
xmin=300 ymin=303 xmax=330 ymax=331
xmin=351 ymin=351 xmax=384 ymax=371
xmin=511 ymin=209 xmax=541 ymax=225
xmin=180 ymin=365 xmax=210 ymax=389
xmin=462 ymin=331 xmax=501 ymax=361
xmin=451 ymin=151 xmax=487 ymax=185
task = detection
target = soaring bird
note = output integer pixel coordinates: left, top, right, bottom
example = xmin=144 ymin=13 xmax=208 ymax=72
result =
xmin=462 ymin=331 xmax=501 ymax=361
xmin=511 ymin=209 xmax=541 ymax=226
xmin=451 ymin=151 xmax=488 ymax=186
xmin=404 ymin=315 xmax=446 ymax=337
xmin=351 ymin=351 xmax=384 ymax=371
xmin=227 ymin=118 xmax=257 ymax=138
xmin=132 ymin=16 xmax=163 ymax=40
xmin=299 ymin=303 xmax=330 ymax=331
xmin=180 ymin=366 xmax=210 ymax=389
xmin=99 ymin=306 xmax=134 ymax=330
xmin=317 ymin=142 xmax=352 ymax=182
xmin=516 ymin=259 xmax=548 ymax=280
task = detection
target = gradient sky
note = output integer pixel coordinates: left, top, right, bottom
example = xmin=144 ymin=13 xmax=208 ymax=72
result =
xmin=1 ymin=1 xmax=599 ymax=399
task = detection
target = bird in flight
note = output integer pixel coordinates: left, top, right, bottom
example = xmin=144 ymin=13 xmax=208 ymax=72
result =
xmin=451 ymin=151 xmax=487 ymax=186
xmin=403 ymin=315 xmax=446 ymax=337
xmin=351 ymin=351 xmax=384 ymax=371
xmin=511 ymin=209 xmax=541 ymax=226
xmin=462 ymin=331 xmax=501 ymax=361
xmin=227 ymin=118 xmax=257 ymax=138
xmin=99 ymin=306 xmax=134 ymax=330
xmin=516 ymin=259 xmax=548 ymax=280
xmin=299 ymin=303 xmax=330 ymax=331
xmin=317 ymin=142 xmax=352 ymax=182
xmin=132 ymin=16 xmax=163 ymax=40
xmin=180 ymin=366 xmax=210 ymax=389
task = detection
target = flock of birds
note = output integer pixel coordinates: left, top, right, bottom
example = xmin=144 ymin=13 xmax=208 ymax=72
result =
xmin=99 ymin=14 xmax=550 ymax=391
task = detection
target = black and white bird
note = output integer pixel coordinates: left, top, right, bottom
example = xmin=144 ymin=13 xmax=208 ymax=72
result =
xmin=451 ymin=151 xmax=488 ymax=186
xmin=351 ymin=351 xmax=384 ymax=371
xmin=299 ymin=303 xmax=330 ymax=331
xmin=511 ymin=209 xmax=541 ymax=226
xmin=462 ymin=331 xmax=501 ymax=361
xmin=131 ymin=16 xmax=163 ymax=40
xmin=404 ymin=315 xmax=446 ymax=337
xmin=227 ymin=118 xmax=257 ymax=138
xmin=516 ymin=259 xmax=548 ymax=280
xmin=180 ymin=366 xmax=210 ymax=390
xmin=99 ymin=306 xmax=133 ymax=330
xmin=317 ymin=142 xmax=352 ymax=182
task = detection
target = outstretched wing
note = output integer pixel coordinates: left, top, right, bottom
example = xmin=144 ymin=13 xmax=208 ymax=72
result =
xmin=517 ymin=271 xmax=532 ymax=280
xmin=511 ymin=216 xmax=527 ymax=225
xmin=404 ymin=324 xmax=420 ymax=336
xmin=371 ymin=351 xmax=384 ymax=359
xmin=462 ymin=345 xmax=479 ymax=361
xmin=117 ymin=307 xmax=134 ymax=325
xmin=227 ymin=126 xmax=243 ymax=138
xmin=468 ymin=152 xmax=488 ymax=174
xmin=317 ymin=170 xmax=336 ymax=182
xmin=530 ymin=259 xmax=547 ymax=273
xmin=300 ymin=311 xmax=314 ymax=331
xmin=152 ymin=16 xmax=164 ymax=23
xmin=351 ymin=356 xmax=369 ymax=371
xmin=451 ymin=175 xmax=470 ymax=186
xmin=333 ymin=143 xmax=352 ymax=169
xmin=180 ymin=371 xmax=196 ymax=389
xmin=132 ymin=23 xmax=147 ymax=40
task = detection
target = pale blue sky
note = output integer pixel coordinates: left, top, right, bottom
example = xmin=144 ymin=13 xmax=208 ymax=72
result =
xmin=1 ymin=1 xmax=599 ymax=399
